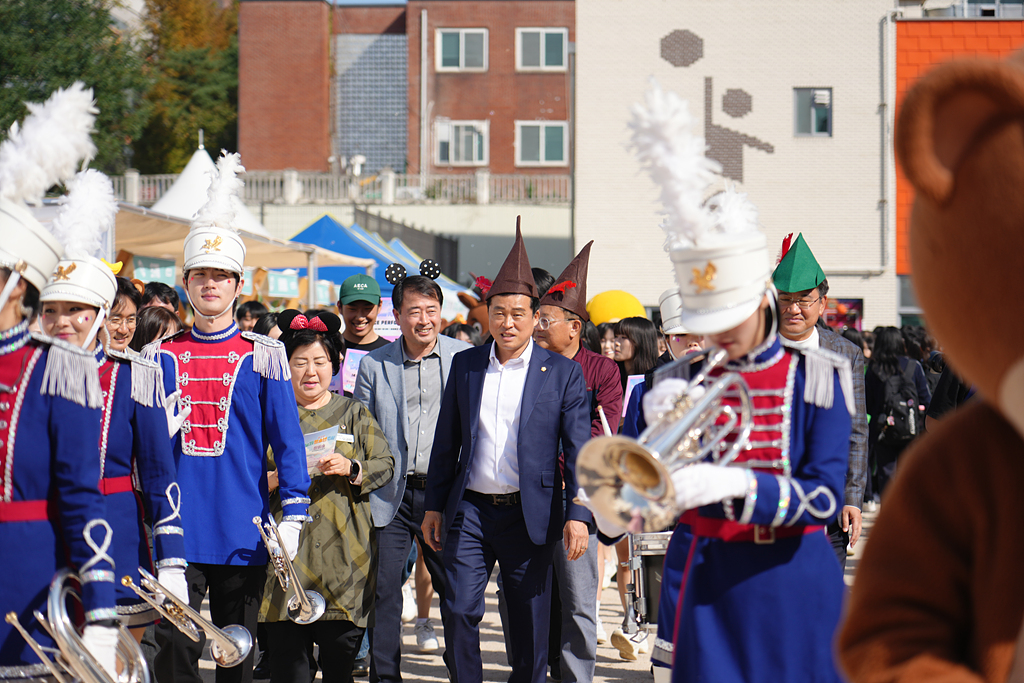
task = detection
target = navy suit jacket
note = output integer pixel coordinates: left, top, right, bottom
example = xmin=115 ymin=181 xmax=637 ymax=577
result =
xmin=425 ymin=342 xmax=592 ymax=546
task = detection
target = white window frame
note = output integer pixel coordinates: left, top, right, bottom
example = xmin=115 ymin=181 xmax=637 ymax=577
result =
xmin=435 ymin=119 xmax=489 ymax=167
xmin=514 ymin=121 xmax=569 ymax=167
xmin=514 ymin=28 xmax=569 ymax=72
xmin=435 ymin=28 xmax=488 ymax=73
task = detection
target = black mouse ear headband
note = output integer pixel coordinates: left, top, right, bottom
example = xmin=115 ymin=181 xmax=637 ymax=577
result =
xmin=385 ymin=259 xmax=442 ymax=286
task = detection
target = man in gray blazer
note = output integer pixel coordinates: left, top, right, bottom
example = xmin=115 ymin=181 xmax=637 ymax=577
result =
xmin=772 ymin=234 xmax=869 ymax=571
xmin=354 ymin=274 xmax=471 ymax=683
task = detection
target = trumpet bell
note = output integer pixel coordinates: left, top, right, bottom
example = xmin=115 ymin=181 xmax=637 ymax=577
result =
xmin=210 ymin=626 xmax=253 ymax=668
xmin=577 ymin=436 xmax=678 ymax=533
xmin=287 ymin=592 xmax=326 ymax=626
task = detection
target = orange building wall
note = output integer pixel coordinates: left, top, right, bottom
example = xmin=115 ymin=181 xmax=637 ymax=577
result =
xmin=895 ymin=20 xmax=1024 ymax=274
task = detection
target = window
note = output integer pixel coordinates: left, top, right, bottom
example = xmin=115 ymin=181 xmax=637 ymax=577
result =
xmin=436 ymin=29 xmax=487 ymax=72
xmin=436 ymin=120 xmax=488 ymax=166
xmin=967 ymin=0 xmax=1024 ymax=17
xmin=515 ymin=121 xmax=568 ymax=166
xmin=515 ymin=28 xmax=568 ymax=71
xmin=794 ymin=88 xmax=832 ymax=137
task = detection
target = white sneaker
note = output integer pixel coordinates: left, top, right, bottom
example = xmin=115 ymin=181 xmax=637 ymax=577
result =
xmin=401 ymin=581 xmax=416 ymax=624
xmin=415 ymin=618 xmax=439 ymax=652
xmin=596 ymin=619 xmax=608 ymax=645
xmin=610 ymin=628 xmax=640 ymax=661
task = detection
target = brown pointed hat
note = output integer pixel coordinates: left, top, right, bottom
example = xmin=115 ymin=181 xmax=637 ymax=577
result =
xmin=486 ymin=217 xmax=538 ymax=300
xmin=539 ymin=241 xmax=593 ymax=321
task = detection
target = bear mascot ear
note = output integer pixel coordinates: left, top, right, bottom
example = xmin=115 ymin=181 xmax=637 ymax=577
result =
xmin=896 ymin=52 xmax=1024 ymax=437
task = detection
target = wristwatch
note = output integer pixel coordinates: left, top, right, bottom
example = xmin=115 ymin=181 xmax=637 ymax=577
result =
xmin=348 ymin=458 xmax=361 ymax=484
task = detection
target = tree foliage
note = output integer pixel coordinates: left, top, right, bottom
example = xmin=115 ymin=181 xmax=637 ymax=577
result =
xmin=0 ymin=0 xmax=151 ymax=174
xmin=132 ymin=0 xmax=238 ymax=173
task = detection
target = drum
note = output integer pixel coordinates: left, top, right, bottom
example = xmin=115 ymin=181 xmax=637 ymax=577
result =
xmin=630 ymin=531 xmax=672 ymax=632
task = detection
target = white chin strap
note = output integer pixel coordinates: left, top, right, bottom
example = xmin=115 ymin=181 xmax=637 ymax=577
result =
xmin=0 ymin=270 xmax=23 ymax=316
xmin=82 ymin=308 xmax=108 ymax=351
xmin=186 ymin=290 xmax=237 ymax=323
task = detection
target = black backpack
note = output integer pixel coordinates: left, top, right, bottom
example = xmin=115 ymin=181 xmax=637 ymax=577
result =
xmin=879 ymin=361 xmax=922 ymax=445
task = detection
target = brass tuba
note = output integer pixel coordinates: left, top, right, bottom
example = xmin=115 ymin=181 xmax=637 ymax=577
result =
xmin=576 ymin=347 xmax=753 ymax=532
xmin=253 ymin=517 xmax=326 ymax=625
xmin=6 ymin=568 xmax=149 ymax=683
xmin=120 ymin=568 xmax=252 ymax=668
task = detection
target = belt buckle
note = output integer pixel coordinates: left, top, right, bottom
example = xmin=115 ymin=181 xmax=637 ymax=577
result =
xmin=754 ymin=526 xmax=775 ymax=544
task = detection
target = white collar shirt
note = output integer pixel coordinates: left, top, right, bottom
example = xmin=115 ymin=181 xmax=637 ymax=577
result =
xmin=466 ymin=339 xmax=535 ymax=495
xmin=781 ymin=326 xmax=820 ymax=352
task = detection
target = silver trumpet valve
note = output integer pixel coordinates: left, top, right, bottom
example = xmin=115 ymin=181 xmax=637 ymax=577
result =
xmin=252 ymin=516 xmax=326 ymax=625
xmin=121 ymin=568 xmax=252 ymax=667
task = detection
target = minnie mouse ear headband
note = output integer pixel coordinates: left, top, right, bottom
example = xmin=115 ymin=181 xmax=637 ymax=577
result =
xmin=277 ymin=309 xmax=342 ymax=338
xmin=384 ymin=258 xmax=443 ymax=286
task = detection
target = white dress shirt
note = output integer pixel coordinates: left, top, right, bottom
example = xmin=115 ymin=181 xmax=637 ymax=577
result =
xmin=466 ymin=339 xmax=534 ymax=494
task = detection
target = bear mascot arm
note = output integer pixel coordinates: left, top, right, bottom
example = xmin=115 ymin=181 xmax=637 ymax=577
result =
xmin=839 ymin=53 xmax=1024 ymax=683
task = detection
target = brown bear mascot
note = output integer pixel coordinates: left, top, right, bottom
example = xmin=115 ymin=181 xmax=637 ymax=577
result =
xmin=839 ymin=51 xmax=1024 ymax=682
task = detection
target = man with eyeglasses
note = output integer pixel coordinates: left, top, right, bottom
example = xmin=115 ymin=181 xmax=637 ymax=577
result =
xmin=107 ymin=277 xmax=142 ymax=353
xmin=772 ymin=233 xmax=868 ymax=569
xmin=532 ymin=242 xmax=622 ymax=683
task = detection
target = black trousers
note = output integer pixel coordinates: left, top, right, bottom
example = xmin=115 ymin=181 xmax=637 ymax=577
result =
xmin=827 ymin=520 xmax=850 ymax=572
xmin=369 ymin=486 xmax=447 ymax=683
xmin=265 ymin=620 xmax=364 ymax=683
xmin=154 ymin=563 xmax=266 ymax=683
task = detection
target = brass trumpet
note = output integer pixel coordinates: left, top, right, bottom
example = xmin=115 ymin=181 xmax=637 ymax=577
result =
xmin=120 ymin=568 xmax=252 ymax=667
xmin=253 ymin=517 xmax=326 ymax=625
xmin=576 ymin=346 xmax=753 ymax=532
xmin=6 ymin=568 xmax=149 ymax=683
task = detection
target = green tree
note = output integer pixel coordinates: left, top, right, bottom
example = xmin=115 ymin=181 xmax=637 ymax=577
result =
xmin=132 ymin=0 xmax=238 ymax=173
xmin=0 ymin=0 xmax=151 ymax=174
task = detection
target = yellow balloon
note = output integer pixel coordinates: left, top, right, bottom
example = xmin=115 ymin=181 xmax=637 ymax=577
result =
xmin=586 ymin=290 xmax=647 ymax=326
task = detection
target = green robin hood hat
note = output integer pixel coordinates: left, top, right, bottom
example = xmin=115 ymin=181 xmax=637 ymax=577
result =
xmin=772 ymin=233 xmax=826 ymax=293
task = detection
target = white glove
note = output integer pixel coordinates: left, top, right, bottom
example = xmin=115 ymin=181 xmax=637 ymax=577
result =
xmin=642 ymin=379 xmax=706 ymax=424
xmin=157 ymin=566 xmax=189 ymax=606
xmin=82 ymin=624 xmax=119 ymax=678
xmin=277 ymin=520 xmax=303 ymax=561
xmin=671 ymin=464 xmax=749 ymax=512
xmin=164 ymin=390 xmax=191 ymax=438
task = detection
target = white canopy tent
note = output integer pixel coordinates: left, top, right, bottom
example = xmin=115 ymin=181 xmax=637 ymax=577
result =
xmin=116 ymin=204 xmax=376 ymax=306
xmin=151 ymin=147 xmax=272 ymax=237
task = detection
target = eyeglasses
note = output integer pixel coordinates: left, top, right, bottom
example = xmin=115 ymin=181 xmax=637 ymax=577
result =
xmin=107 ymin=315 xmax=137 ymax=329
xmin=777 ymin=296 xmax=821 ymax=311
xmin=536 ymin=317 xmax=570 ymax=331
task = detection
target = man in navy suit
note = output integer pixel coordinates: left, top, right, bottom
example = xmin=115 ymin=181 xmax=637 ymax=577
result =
xmin=422 ymin=225 xmax=592 ymax=683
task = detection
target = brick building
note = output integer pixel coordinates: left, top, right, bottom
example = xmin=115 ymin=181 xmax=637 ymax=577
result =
xmin=238 ymin=0 xmax=574 ymax=175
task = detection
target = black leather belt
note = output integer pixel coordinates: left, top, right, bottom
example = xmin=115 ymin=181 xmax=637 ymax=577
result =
xmin=465 ymin=490 xmax=521 ymax=506
xmin=406 ymin=474 xmax=428 ymax=490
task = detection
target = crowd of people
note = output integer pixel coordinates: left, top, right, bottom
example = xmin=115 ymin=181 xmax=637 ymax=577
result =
xmin=0 ymin=82 xmax=983 ymax=683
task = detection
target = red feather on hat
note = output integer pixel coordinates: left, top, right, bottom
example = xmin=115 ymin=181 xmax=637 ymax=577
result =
xmin=475 ymin=276 xmax=493 ymax=295
xmin=776 ymin=233 xmax=794 ymax=266
xmin=547 ymin=281 xmax=577 ymax=295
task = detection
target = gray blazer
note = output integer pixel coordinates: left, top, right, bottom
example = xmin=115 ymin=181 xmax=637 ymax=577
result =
xmin=353 ymin=334 xmax=472 ymax=527
xmin=819 ymin=327 xmax=869 ymax=509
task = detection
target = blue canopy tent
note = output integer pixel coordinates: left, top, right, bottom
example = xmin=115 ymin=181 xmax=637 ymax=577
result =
xmin=292 ymin=215 xmax=468 ymax=321
xmin=385 ymin=237 xmax=468 ymax=294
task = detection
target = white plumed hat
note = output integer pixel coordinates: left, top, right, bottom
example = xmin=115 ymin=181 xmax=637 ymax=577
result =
xmin=630 ymin=80 xmax=771 ymax=335
xmin=0 ymin=83 xmax=97 ymax=295
xmin=183 ymin=150 xmax=247 ymax=275
xmin=40 ymin=169 xmax=119 ymax=310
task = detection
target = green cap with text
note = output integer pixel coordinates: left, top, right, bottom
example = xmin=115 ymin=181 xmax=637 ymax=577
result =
xmin=338 ymin=273 xmax=381 ymax=305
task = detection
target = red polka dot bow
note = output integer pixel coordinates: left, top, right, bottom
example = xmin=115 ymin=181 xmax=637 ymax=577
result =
xmin=289 ymin=314 xmax=328 ymax=332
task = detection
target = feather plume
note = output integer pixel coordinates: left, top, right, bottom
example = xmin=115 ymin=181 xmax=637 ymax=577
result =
xmin=49 ymin=169 xmax=117 ymax=258
xmin=628 ymin=79 xmax=721 ymax=249
xmin=0 ymin=82 xmax=97 ymax=205
xmin=192 ymin=150 xmax=244 ymax=231
xmin=707 ymin=184 xmax=759 ymax=236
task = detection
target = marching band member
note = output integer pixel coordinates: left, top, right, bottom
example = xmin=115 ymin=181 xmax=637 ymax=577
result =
xmin=38 ymin=170 xmax=188 ymax=641
xmin=0 ymin=83 xmax=120 ymax=677
xmin=148 ymin=151 xmax=311 ymax=683
xmin=589 ymin=82 xmax=855 ymax=683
